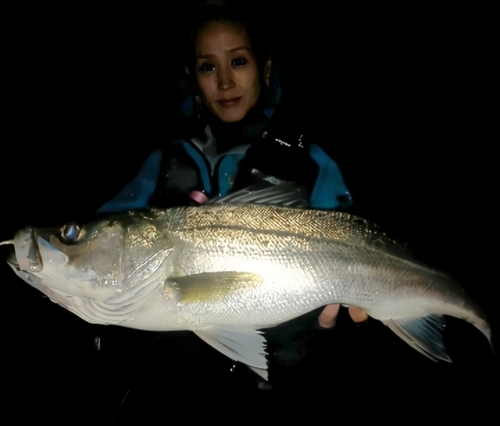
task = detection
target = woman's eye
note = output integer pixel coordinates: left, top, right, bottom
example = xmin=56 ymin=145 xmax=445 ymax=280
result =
xmin=198 ymin=63 xmax=215 ymax=73
xmin=232 ymin=57 xmax=247 ymax=67
xmin=61 ymin=222 xmax=81 ymax=243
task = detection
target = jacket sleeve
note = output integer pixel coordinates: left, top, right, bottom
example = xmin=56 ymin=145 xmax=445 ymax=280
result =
xmin=231 ymin=130 xmax=353 ymax=211
xmin=308 ymin=144 xmax=353 ymax=210
xmin=97 ymin=150 xmax=162 ymax=213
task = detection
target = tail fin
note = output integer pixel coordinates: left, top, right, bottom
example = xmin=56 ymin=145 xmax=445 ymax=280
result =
xmin=472 ymin=316 xmax=494 ymax=355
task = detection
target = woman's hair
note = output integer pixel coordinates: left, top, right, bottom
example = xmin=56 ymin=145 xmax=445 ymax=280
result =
xmin=183 ymin=1 xmax=271 ymax=77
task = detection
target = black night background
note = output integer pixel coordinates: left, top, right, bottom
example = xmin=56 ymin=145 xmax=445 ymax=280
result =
xmin=1 ymin=2 xmax=497 ymax=422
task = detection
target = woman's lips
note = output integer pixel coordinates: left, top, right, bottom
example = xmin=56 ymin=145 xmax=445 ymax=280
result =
xmin=217 ymin=97 xmax=242 ymax=107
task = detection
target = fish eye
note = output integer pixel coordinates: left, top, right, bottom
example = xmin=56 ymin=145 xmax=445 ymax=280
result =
xmin=60 ymin=222 xmax=82 ymax=243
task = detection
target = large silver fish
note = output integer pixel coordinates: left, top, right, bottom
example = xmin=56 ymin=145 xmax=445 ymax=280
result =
xmin=3 ymin=199 xmax=491 ymax=379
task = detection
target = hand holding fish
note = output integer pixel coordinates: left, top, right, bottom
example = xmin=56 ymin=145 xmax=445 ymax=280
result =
xmin=318 ymin=304 xmax=368 ymax=328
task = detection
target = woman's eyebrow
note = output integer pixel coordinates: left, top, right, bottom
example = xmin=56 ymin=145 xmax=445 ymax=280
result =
xmin=227 ymin=46 xmax=250 ymax=53
xmin=196 ymin=46 xmax=250 ymax=59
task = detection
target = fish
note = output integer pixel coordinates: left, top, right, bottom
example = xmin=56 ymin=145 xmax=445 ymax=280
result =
xmin=2 ymin=186 xmax=492 ymax=380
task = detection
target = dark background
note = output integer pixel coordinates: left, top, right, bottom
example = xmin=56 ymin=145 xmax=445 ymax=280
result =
xmin=2 ymin=1 xmax=497 ymax=422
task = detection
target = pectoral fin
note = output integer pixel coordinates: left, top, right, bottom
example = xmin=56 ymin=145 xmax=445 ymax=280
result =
xmin=194 ymin=325 xmax=269 ymax=380
xmin=383 ymin=315 xmax=451 ymax=362
xmin=168 ymin=272 xmax=264 ymax=303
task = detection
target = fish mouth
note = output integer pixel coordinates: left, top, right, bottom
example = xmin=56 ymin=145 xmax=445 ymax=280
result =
xmin=13 ymin=227 xmax=43 ymax=273
xmin=9 ymin=227 xmax=70 ymax=274
xmin=6 ymin=233 xmax=43 ymax=291
xmin=6 ymin=247 xmax=19 ymax=270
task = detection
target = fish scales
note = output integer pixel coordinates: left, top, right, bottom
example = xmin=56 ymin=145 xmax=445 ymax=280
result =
xmin=155 ymin=206 xmax=467 ymax=325
xmin=4 ymin=202 xmax=492 ymax=374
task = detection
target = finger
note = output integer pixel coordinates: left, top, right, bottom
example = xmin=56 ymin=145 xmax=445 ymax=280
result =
xmin=348 ymin=306 xmax=369 ymax=323
xmin=318 ymin=304 xmax=340 ymax=328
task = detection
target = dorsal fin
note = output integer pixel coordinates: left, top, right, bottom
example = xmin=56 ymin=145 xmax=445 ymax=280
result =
xmin=210 ymin=181 xmax=309 ymax=209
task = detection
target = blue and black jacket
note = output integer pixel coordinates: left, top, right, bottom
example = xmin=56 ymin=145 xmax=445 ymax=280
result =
xmin=99 ymin=70 xmax=352 ymax=213
xmin=98 ymin=132 xmax=352 ymax=213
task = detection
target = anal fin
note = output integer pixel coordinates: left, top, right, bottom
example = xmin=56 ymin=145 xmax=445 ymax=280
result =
xmin=383 ymin=315 xmax=451 ymax=362
xmin=194 ymin=325 xmax=269 ymax=380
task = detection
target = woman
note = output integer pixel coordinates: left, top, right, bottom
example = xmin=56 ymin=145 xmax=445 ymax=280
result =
xmin=99 ymin=1 xmax=351 ymax=212
xmin=99 ymin=1 xmax=367 ymax=330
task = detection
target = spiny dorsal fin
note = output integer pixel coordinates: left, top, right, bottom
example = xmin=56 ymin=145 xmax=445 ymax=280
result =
xmin=210 ymin=181 xmax=309 ymax=209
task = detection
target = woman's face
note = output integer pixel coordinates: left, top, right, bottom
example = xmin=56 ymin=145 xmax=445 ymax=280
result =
xmin=192 ymin=21 xmax=262 ymax=123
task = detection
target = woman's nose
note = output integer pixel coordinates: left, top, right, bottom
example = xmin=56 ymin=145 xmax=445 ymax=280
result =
xmin=217 ymin=70 xmax=235 ymax=90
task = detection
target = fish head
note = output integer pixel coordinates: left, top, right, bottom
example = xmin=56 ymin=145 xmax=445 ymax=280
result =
xmin=6 ymin=210 xmax=174 ymax=323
